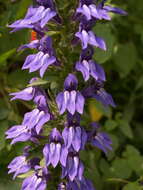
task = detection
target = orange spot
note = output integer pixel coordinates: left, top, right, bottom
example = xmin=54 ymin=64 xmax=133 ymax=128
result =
xmin=31 ymin=30 xmax=37 ymax=41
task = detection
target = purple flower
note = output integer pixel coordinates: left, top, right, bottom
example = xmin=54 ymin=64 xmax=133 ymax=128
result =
xmin=62 ymin=149 xmax=84 ymax=181
xmin=82 ymin=81 xmax=116 ymax=107
xmin=43 ymin=128 xmax=68 ymax=168
xmin=8 ymin=155 xmax=31 ymax=179
xmin=21 ymin=167 xmax=49 ymax=190
xmin=58 ymin=182 xmax=67 ymax=190
xmin=76 ymin=4 xmax=110 ymax=21
xmin=22 ymin=175 xmax=46 ymax=190
xmin=10 ymin=78 xmax=51 ymax=109
xmin=88 ymin=122 xmax=112 ymax=154
xmin=91 ymin=132 xmax=112 ymax=153
xmin=75 ymin=29 xmax=106 ymax=50
xmin=8 ymin=147 xmax=40 ymax=179
xmin=10 ymin=78 xmax=42 ymax=101
xmin=18 ymin=40 xmax=40 ymax=51
xmin=36 ymin=0 xmax=62 ymax=24
xmin=103 ymin=5 xmax=127 ymax=15
xmin=23 ymin=51 xmax=56 ymax=77
xmin=56 ymin=74 xmax=85 ymax=115
xmin=76 ymin=59 xmax=105 ymax=81
xmin=6 ymin=124 xmax=32 ymax=144
xmin=94 ymin=88 xmax=116 ymax=107
xmin=19 ymin=36 xmax=53 ymax=52
xmin=62 ymin=126 xmax=87 ymax=152
xmin=76 ymin=1 xmax=127 ymax=22
xmin=20 ymin=36 xmax=57 ymax=77
xmin=37 ymin=0 xmax=55 ymax=9
xmin=8 ymin=78 xmax=51 ymax=144
xmin=9 ymin=6 xmax=56 ymax=31
xmin=80 ymin=45 xmax=94 ymax=60
xmin=80 ymin=178 xmax=95 ymax=190
xmin=6 ymin=107 xmax=50 ymax=144
xmin=10 ymin=86 xmax=35 ymax=101
xmin=68 ymin=178 xmax=95 ymax=190
xmin=58 ymin=177 xmax=95 ymax=190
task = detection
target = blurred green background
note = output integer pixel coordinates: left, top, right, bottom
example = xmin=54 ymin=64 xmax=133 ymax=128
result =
xmin=0 ymin=0 xmax=143 ymax=189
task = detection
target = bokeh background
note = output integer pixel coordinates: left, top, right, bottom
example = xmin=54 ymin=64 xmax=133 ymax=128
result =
xmin=0 ymin=0 xmax=143 ymax=189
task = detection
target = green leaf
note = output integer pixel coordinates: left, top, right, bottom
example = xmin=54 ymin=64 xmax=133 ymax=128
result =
xmin=18 ymin=170 xmax=34 ymax=179
xmin=113 ymin=42 xmax=137 ymax=78
xmin=135 ymin=76 xmax=143 ymax=90
xmin=123 ymin=145 xmax=143 ymax=175
xmin=0 ymin=179 xmax=21 ymax=190
xmin=8 ymin=69 xmax=35 ymax=88
xmin=0 ymin=49 xmax=16 ymax=66
xmin=109 ymin=134 xmax=119 ymax=151
xmin=27 ymin=78 xmax=48 ymax=87
xmin=45 ymin=31 xmax=61 ymax=36
xmin=105 ymin=119 xmax=118 ymax=131
xmin=118 ymin=120 xmax=133 ymax=139
xmin=16 ymin=0 xmax=31 ymax=19
xmin=123 ymin=103 xmax=135 ymax=122
xmin=94 ymin=100 xmax=112 ymax=118
xmin=99 ymin=158 xmax=110 ymax=178
xmin=0 ymin=120 xmax=8 ymax=150
xmin=110 ymin=159 xmax=132 ymax=179
xmin=0 ymin=108 xmax=9 ymax=120
xmin=93 ymin=23 xmax=115 ymax=63
xmin=123 ymin=182 xmax=142 ymax=190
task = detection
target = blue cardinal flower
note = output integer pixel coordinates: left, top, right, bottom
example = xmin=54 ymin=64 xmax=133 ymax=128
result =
xmin=43 ymin=128 xmax=68 ymax=168
xmin=58 ymin=178 xmax=95 ymax=190
xmin=82 ymin=81 xmax=116 ymax=107
xmin=6 ymin=0 xmax=127 ymax=189
xmin=6 ymin=107 xmax=51 ymax=144
xmin=75 ymin=29 xmax=106 ymax=50
xmin=8 ymin=146 xmax=40 ymax=179
xmin=88 ymin=122 xmax=112 ymax=154
xmin=56 ymin=74 xmax=85 ymax=115
xmin=21 ymin=167 xmax=49 ymax=190
xmin=76 ymin=59 xmax=105 ymax=81
xmin=19 ymin=36 xmax=57 ymax=77
xmin=61 ymin=149 xmax=84 ymax=181
xmin=9 ymin=6 xmax=56 ymax=31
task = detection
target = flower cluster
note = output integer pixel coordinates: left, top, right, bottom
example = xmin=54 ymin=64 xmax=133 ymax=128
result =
xmin=6 ymin=0 xmax=126 ymax=189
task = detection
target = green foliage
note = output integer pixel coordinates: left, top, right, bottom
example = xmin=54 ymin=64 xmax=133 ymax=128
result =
xmin=113 ymin=42 xmax=137 ymax=78
xmin=123 ymin=182 xmax=142 ymax=190
xmin=0 ymin=0 xmax=143 ymax=189
xmin=93 ymin=23 xmax=116 ymax=64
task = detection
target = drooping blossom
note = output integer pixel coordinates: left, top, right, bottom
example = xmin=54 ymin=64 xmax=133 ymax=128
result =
xmin=62 ymin=113 xmax=87 ymax=152
xmin=61 ymin=149 xmax=84 ymax=181
xmin=88 ymin=122 xmax=112 ymax=154
xmin=7 ymin=80 xmax=51 ymax=144
xmin=6 ymin=108 xmax=50 ymax=144
xmin=9 ymin=6 xmax=56 ymax=31
xmin=8 ymin=146 xmax=40 ymax=179
xmin=82 ymin=81 xmax=116 ymax=107
xmin=58 ymin=177 xmax=95 ymax=190
xmin=43 ymin=128 xmax=68 ymax=168
xmin=20 ymin=36 xmax=57 ymax=77
xmin=76 ymin=2 xmax=127 ymax=21
xmin=76 ymin=59 xmax=105 ymax=81
xmin=75 ymin=29 xmax=106 ymax=50
xmin=56 ymin=74 xmax=85 ymax=115
xmin=21 ymin=167 xmax=49 ymax=190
